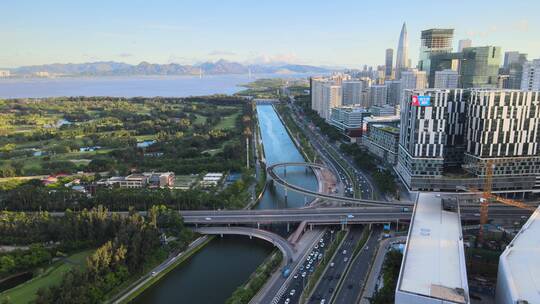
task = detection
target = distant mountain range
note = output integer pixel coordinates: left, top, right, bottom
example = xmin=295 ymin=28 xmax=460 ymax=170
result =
xmin=8 ymin=60 xmax=331 ymax=77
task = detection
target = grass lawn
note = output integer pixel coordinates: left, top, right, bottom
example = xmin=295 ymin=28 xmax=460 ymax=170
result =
xmin=0 ymin=249 xmax=94 ymax=304
xmin=213 ymin=113 xmax=239 ymax=130
xmin=134 ymin=134 xmax=156 ymax=141
xmin=194 ymin=114 xmax=207 ymax=125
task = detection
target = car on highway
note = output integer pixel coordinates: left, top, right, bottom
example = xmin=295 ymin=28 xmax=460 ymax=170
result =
xmin=344 ymin=257 xmax=349 ymax=262
xmin=330 ymin=262 xmax=335 ymax=267
xmin=347 ymin=214 xmax=354 ymax=219
xmin=204 ymin=217 xmax=212 ymax=220
xmin=151 ymin=271 xmax=157 ymax=277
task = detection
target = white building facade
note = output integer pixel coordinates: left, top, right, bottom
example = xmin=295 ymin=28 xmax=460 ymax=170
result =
xmin=521 ymin=59 xmax=540 ymax=91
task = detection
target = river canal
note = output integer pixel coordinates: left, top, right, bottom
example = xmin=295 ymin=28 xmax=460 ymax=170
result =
xmin=133 ymin=104 xmax=317 ymax=303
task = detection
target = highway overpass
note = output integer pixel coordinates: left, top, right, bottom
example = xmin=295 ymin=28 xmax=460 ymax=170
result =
xmin=180 ymin=206 xmax=531 ymax=226
xmin=267 ymin=162 xmax=414 ymax=207
xmin=193 ymin=226 xmax=295 ymax=262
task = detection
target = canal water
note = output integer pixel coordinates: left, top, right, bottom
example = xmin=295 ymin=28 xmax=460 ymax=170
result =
xmin=133 ymin=104 xmax=317 ymax=303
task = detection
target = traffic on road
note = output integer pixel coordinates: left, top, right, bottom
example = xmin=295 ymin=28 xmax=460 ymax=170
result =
xmin=276 ymin=229 xmax=336 ymax=304
xmin=308 ymin=226 xmax=365 ymax=303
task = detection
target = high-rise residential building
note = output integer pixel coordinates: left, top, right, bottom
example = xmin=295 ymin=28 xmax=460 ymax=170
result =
xmin=385 ymin=48 xmax=394 ymax=79
xmin=0 ymin=70 xmax=10 ymax=77
xmin=396 ymin=88 xmax=540 ymax=192
xmin=369 ymin=85 xmax=388 ymax=107
xmin=311 ymin=77 xmax=334 ymax=116
xmin=342 ymin=80 xmax=364 ymax=106
xmin=458 ymin=39 xmax=472 ymax=52
xmin=399 ymin=69 xmax=427 ymax=101
xmin=521 ymin=59 xmax=540 ymax=91
xmin=434 ymin=69 xmax=459 ymax=88
xmin=395 ymin=22 xmax=409 ymax=79
xmin=321 ymin=84 xmax=342 ymax=120
xmin=385 ymin=80 xmax=402 ymax=105
xmin=460 ymin=46 xmax=501 ymax=88
xmin=502 ymin=51 xmax=527 ymax=89
xmin=418 ymin=28 xmax=454 ymax=86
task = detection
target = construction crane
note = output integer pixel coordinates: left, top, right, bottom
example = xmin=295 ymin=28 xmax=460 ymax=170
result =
xmin=463 ymin=159 xmax=536 ymax=243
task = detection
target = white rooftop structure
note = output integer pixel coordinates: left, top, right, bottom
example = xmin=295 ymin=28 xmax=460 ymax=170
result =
xmin=495 ymin=206 xmax=540 ymax=304
xmin=396 ymin=193 xmax=469 ymax=304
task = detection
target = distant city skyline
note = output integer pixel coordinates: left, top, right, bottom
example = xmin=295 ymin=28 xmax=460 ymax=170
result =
xmin=1 ymin=0 xmax=539 ymax=68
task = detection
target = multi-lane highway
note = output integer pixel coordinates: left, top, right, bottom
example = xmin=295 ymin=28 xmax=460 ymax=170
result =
xmin=180 ymin=206 xmax=532 ymax=225
xmin=308 ymin=226 xmax=365 ymax=303
xmin=289 ymin=101 xmax=375 ymax=200
xmin=182 ymin=207 xmax=411 ymax=225
xmin=274 ymin=230 xmax=335 ymax=304
xmin=333 ymin=226 xmax=382 ymax=304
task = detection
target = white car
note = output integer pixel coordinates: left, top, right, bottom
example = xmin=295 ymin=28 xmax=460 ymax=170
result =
xmin=293 ymin=273 xmax=299 ymax=279
xmin=290 ymin=289 xmax=296 ymax=296
xmin=284 ymin=298 xmax=290 ymax=304
xmin=302 ymin=272 xmax=307 ymax=278
xmin=205 ymin=217 xmax=212 ymax=220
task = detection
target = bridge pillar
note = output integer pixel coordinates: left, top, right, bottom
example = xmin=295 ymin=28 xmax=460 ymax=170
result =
xmin=309 ymin=224 xmax=313 ymax=230
xmin=287 ymin=223 xmax=290 ymax=232
xmin=304 ymin=196 xmax=307 ymax=206
xmin=369 ymin=223 xmax=372 ymax=230
xmin=220 ymin=233 xmax=223 ymax=238
xmin=249 ymin=234 xmax=252 ymax=240
xmin=257 ymin=222 xmax=260 ymax=229
xmin=284 ymin=165 xmax=287 ymax=177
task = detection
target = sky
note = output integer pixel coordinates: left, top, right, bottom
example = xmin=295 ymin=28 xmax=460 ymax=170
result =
xmin=1 ymin=0 xmax=539 ymax=69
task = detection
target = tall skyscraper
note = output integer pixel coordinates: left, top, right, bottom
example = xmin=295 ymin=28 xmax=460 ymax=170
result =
xmin=395 ymin=22 xmax=409 ymax=79
xmin=458 ymin=39 xmax=472 ymax=52
xmin=385 ymin=80 xmax=402 ymax=105
xmin=418 ymin=28 xmax=454 ymax=86
xmin=521 ymin=59 xmax=540 ymax=91
xmin=321 ymin=84 xmax=342 ymax=120
xmin=400 ymin=69 xmax=427 ymax=101
xmin=342 ymin=80 xmax=364 ymax=106
xmin=460 ymin=46 xmax=501 ymax=88
xmin=434 ymin=69 xmax=459 ymax=88
xmin=502 ymin=51 xmax=527 ymax=89
xmin=385 ymin=48 xmax=394 ymax=79
xmin=369 ymin=85 xmax=388 ymax=107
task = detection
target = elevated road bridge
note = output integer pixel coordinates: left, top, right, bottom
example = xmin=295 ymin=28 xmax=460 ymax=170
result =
xmin=193 ymin=226 xmax=295 ymax=262
xmin=267 ymin=162 xmax=413 ymax=207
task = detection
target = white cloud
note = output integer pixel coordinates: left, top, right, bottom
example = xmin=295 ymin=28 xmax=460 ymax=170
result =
xmin=208 ymin=50 xmax=237 ymax=56
xmin=246 ymin=53 xmax=302 ymax=65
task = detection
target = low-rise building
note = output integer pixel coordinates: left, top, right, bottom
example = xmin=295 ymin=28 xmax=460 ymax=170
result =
xmin=495 ymin=205 xmax=540 ymax=304
xmin=370 ymin=104 xmax=396 ymax=116
xmin=363 ymin=124 xmax=400 ymax=166
xmin=329 ymin=106 xmax=370 ymax=142
xmin=395 ymin=193 xmax=469 ymax=304
xmin=201 ymin=172 xmax=224 ymax=187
